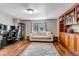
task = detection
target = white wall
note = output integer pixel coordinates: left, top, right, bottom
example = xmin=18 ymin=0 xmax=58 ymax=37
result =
xmin=0 ymin=14 xmax=13 ymax=25
xmin=57 ymin=18 xmax=59 ymax=37
xmin=20 ymin=19 xmax=57 ymax=36
xmin=0 ymin=13 xmax=20 ymax=29
xmin=13 ymin=18 xmax=20 ymax=26
xmin=46 ymin=19 xmax=57 ymax=36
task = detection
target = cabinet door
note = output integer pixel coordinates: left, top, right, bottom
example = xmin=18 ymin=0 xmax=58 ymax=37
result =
xmin=59 ymin=32 xmax=65 ymax=45
xmin=75 ymin=34 xmax=79 ymax=54
xmin=64 ymin=33 xmax=69 ymax=47
xmin=59 ymin=32 xmax=63 ymax=42
xmin=62 ymin=33 xmax=65 ymax=43
xmin=68 ymin=34 xmax=75 ymax=52
xmin=59 ymin=32 xmax=62 ymax=42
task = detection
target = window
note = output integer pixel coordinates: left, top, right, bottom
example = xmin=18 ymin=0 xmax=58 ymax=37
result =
xmin=32 ymin=23 xmax=45 ymax=32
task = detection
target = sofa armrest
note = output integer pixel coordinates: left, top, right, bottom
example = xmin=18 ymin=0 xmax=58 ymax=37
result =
xmin=50 ymin=34 xmax=53 ymax=41
xmin=30 ymin=34 xmax=32 ymax=36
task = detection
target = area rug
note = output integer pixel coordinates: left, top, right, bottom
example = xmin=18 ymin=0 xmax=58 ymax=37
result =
xmin=20 ymin=42 xmax=60 ymax=56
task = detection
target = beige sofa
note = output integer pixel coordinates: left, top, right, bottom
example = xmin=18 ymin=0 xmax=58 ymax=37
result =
xmin=29 ymin=32 xmax=53 ymax=42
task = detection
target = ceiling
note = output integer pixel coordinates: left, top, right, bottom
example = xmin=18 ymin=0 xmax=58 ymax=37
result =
xmin=0 ymin=3 xmax=73 ymax=20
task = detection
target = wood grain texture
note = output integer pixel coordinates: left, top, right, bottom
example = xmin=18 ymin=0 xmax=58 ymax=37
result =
xmin=0 ymin=40 xmax=30 ymax=56
xmin=75 ymin=34 xmax=79 ymax=55
xmin=68 ymin=34 xmax=75 ymax=53
xmin=53 ymin=42 xmax=75 ymax=56
xmin=0 ymin=39 xmax=77 ymax=56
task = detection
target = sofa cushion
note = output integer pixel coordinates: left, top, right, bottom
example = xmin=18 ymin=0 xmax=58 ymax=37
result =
xmin=31 ymin=36 xmax=51 ymax=39
xmin=29 ymin=32 xmax=53 ymax=42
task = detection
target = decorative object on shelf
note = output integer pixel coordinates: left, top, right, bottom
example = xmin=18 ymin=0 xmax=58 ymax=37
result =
xmin=77 ymin=6 xmax=79 ymax=14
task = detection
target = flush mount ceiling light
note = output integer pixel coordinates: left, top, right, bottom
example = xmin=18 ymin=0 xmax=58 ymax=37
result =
xmin=26 ymin=9 xmax=34 ymax=14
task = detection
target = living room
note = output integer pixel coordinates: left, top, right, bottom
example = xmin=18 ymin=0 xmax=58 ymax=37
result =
xmin=0 ymin=3 xmax=79 ymax=56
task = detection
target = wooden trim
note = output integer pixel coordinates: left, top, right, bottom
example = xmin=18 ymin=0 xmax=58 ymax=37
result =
xmin=60 ymin=3 xmax=79 ymax=17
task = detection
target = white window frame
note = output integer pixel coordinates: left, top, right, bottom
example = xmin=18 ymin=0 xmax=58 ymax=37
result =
xmin=32 ymin=22 xmax=46 ymax=33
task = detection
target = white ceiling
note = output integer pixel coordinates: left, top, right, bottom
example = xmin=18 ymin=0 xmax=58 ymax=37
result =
xmin=0 ymin=3 xmax=73 ymax=20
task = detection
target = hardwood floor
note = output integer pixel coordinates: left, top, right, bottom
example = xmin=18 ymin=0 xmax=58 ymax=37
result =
xmin=0 ymin=40 xmax=30 ymax=56
xmin=0 ymin=40 xmax=75 ymax=56
xmin=53 ymin=42 xmax=76 ymax=56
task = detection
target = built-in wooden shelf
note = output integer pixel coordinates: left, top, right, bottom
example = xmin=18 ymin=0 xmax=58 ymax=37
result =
xmin=59 ymin=3 xmax=79 ymax=55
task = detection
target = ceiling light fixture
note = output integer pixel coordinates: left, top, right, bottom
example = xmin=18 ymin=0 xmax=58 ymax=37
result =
xmin=26 ymin=9 xmax=34 ymax=14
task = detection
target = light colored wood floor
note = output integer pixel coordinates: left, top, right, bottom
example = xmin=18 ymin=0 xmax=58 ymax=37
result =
xmin=0 ymin=40 xmax=74 ymax=56
xmin=53 ymin=42 xmax=75 ymax=56
xmin=0 ymin=40 xmax=30 ymax=56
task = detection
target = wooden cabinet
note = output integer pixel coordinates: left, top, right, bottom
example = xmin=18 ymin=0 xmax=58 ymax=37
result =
xmin=61 ymin=32 xmax=65 ymax=43
xmin=60 ymin=33 xmax=76 ymax=53
xmin=64 ymin=33 xmax=69 ymax=47
xmin=59 ymin=32 xmax=65 ymax=45
xmin=68 ymin=34 xmax=75 ymax=52
xmin=64 ymin=33 xmax=75 ymax=52
xmin=75 ymin=34 xmax=79 ymax=54
xmin=59 ymin=4 xmax=79 ymax=55
xmin=59 ymin=32 xmax=62 ymax=42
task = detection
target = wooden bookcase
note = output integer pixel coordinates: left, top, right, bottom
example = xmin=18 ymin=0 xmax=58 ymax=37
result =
xmin=59 ymin=4 xmax=79 ymax=55
xmin=59 ymin=4 xmax=79 ymax=33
